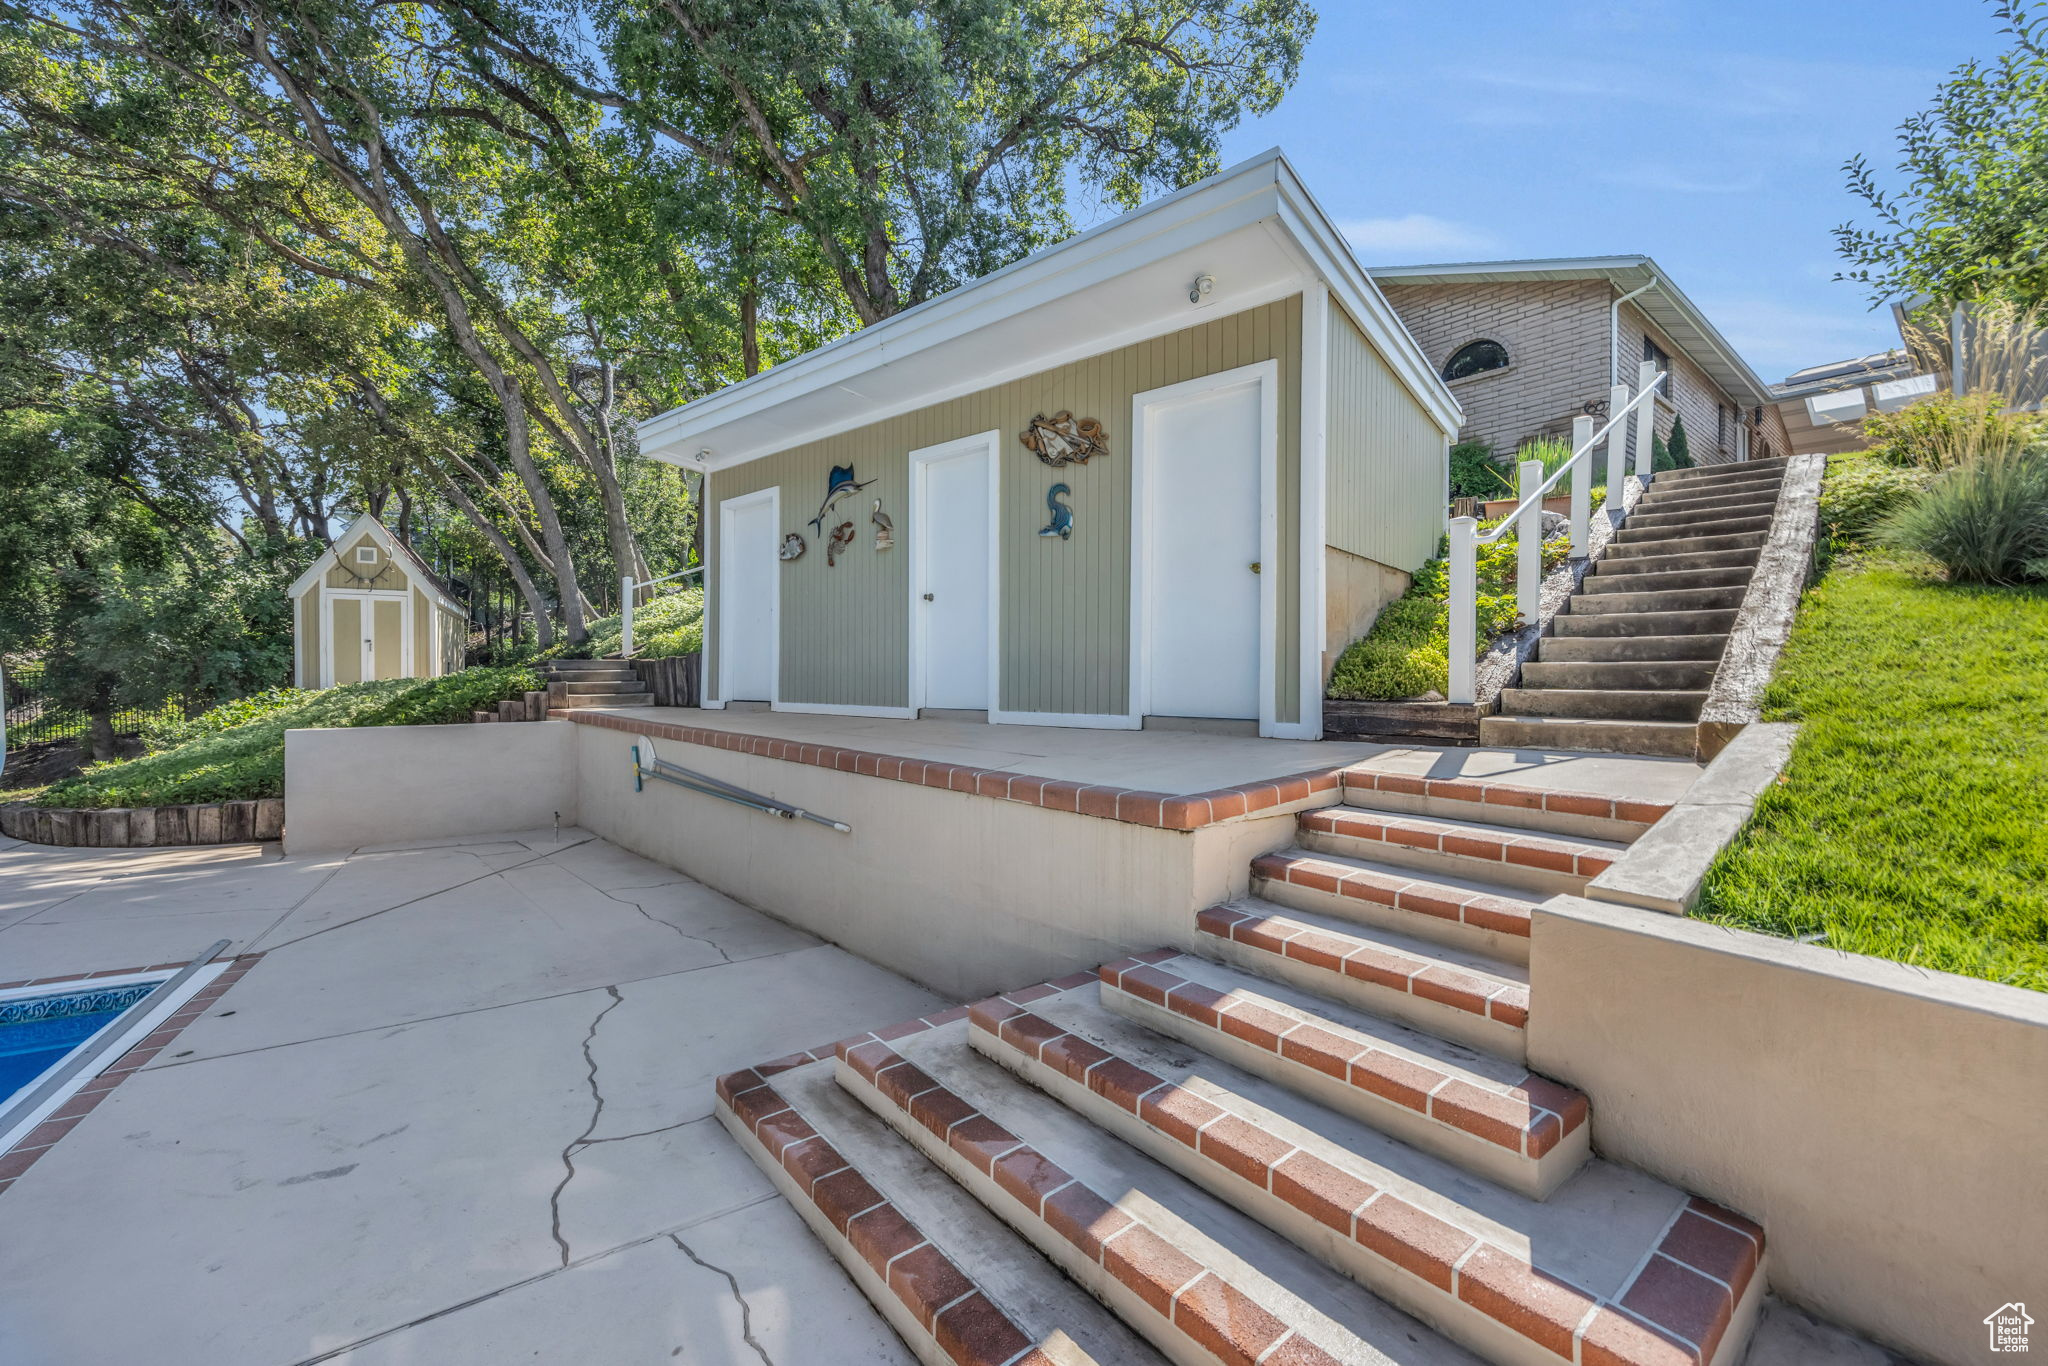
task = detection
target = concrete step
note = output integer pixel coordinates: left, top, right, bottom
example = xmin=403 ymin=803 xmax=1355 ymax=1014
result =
xmin=1497 ymin=687 xmax=1708 ymax=722
xmin=1623 ymin=501 xmax=1778 ymax=532
xmin=1602 ymin=530 xmax=1765 ymax=561
xmin=1652 ymin=456 xmax=1789 ymax=486
xmin=1250 ymin=848 xmax=1537 ymax=964
xmin=556 ymin=679 xmax=651 ymax=693
xmin=715 ymin=1059 xmax=1170 ymax=1366
xmin=1565 ymin=584 xmax=1748 ymax=615
xmin=1194 ymin=900 xmax=1529 ymax=1060
xmin=548 ymin=691 xmax=652 ymax=708
xmin=1536 ymin=633 xmax=1730 ymax=662
xmin=548 ymin=659 xmax=640 ymax=672
xmin=1577 ymin=566 xmax=1753 ymax=595
xmin=1092 ymin=954 xmax=1590 ymax=1199
xmin=1633 ymin=486 xmax=1781 ymax=519
xmin=1589 ymin=547 xmax=1760 ymax=577
xmin=1614 ymin=513 xmax=1775 ymax=544
xmin=1476 ymin=715 xmax=1701 ymax=758
xmin=838 ymin=1024 xmax=1489 ymax=1366
xmin=1518 ymin=659 xmax=1720 ymax=691
xmin=1550 ymin=607 xmax=1739 ymax=637
xmin=1285 ymin=807 xmax=1624 ymax=898
xmin=1334 ymin=767 xmax=1671 ymax=845
xmin=960 ymin=989 xmax=1766 ymax=1366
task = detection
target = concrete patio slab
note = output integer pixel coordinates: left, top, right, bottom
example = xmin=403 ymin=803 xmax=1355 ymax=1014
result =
xmin=0 ymin=831 xmax=942 ymax=1366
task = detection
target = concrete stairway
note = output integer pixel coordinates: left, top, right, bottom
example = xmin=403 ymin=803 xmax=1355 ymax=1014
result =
xmin=715 ymin=771 xmax=1767 ymax=1366
xmin=544 ymin=657 xmax=652 ymax=710
xmin=1483 ymin=457 xmax=1791 ymax=758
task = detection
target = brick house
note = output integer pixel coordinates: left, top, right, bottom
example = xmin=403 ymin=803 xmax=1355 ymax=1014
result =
xmin=1370 ymin=257 xmax=1791 ymax=470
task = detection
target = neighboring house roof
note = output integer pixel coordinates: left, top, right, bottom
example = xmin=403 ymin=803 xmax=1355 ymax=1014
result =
xmin=288 ymin=513 xmax=467 ymax=617
xmin=1771 ymin=349 xmax=1914 ymax=399
xmin=636 ymin=148 xmax=1463 ymax=471
xmin=1367 ymin=255 xmax=1774 ymax=409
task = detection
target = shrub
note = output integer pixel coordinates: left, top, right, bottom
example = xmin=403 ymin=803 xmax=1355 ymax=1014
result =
xmin=1666 ymin=414 xmax=1693 ymax=469
xmin=1859 ymin=391 xmax=2044 ymax=471
xmin=1878 ymin=450 xmax=2048 ymax=584
xmin=550 ymin=587 xmax=704 ymax=661
xmin=31 ymin=667 xmax=542 ymax=809
xmin=1448 ymin=440 xmax=1502 ymax=501
xmin=1818 ymin=455 xmax=1936 ymax=554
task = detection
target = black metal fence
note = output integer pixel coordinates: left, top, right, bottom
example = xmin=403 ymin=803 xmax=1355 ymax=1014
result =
xmin=1 ymin=662 xmax=182 ymax=751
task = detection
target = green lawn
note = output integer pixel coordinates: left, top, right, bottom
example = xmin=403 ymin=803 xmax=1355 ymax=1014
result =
xmin=1696 ymin=560 xmax=2048 ymax=991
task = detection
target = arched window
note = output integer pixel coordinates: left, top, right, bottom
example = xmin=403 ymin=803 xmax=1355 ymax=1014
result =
xmin=1442 ymin=339 xmax=1510 ymax=382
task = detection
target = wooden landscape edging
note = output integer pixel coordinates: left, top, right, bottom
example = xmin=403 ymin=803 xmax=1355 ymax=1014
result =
xmin=0 ymin=796 xmax=286 ymax=849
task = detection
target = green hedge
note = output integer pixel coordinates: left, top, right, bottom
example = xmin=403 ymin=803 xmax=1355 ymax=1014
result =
xmin=28 ymin=666 xmax=540 ymax=810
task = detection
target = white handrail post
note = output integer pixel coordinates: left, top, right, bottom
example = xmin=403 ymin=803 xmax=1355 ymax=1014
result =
xmin=1634 ymin=359 xmax=1659 ymax=482
xmin=1447 ymin=516 xmax=1477 ymax=705
xmin=1605 ymin=382 xmax=1630 ymax=514
xmin=1569 ymin=414 xmax=1594 ymax=558
xmin=1516 ymin=457 xmax=1543 ymax=627
xmin=619 ymin=574 xmax=636 ymax=658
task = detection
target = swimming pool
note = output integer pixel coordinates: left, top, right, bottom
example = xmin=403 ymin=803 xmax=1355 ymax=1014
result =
xmin=0 ymin=982 xmax=165 ymax=1104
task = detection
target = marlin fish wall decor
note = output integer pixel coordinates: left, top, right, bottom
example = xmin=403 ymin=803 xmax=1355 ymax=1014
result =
xmin=1038 ymin=483 xmax=1074 ymax=541
xmin=808 ymin=464 xmax=877 ymax=534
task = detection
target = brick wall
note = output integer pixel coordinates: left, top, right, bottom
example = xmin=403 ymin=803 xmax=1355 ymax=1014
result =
xmin=1380 ymin=279 xmax=1611 ymax=463
xmin=1382 ymin=280 xmax=1781 ymax=472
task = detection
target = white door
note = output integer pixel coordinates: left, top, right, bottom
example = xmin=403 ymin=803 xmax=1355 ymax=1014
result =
xmin=1143 ymin=375 xmax=1266 ymax=719
xmin=912 ymin=436 xmax=996 ymax=710
xmin=718 ymin=492 xmax=778 ymax=702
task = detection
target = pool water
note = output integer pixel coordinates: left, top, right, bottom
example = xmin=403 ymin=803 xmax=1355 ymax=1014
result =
xmin=0 ymin=983 xmax=161 ymax=1105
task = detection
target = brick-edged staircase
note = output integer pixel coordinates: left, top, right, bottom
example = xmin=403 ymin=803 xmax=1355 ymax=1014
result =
xmin=544 ymin=657 xmax=652 ymax=710
xmin=715 ymin=771 xmax=1767 ymax=1366
xmin=1483 ymin=456 xmax=1791 ymax=758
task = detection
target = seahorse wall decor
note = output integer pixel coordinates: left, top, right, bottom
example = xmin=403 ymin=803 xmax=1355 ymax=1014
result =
xmin=1038 ymin=483 xmax=1074 ymax=541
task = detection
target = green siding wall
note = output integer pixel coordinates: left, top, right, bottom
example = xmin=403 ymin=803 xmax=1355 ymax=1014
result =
xmin=706 ymin=296 xmax=1303 ymax=718
xmin=1326 ymin=302 xmax=1446 ymax=574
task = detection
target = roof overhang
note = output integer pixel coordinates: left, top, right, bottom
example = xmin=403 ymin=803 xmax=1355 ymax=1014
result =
xmin=637 ymin=149 xmax=1462 ymax=472
xmin=289 ymin=513 xmax=467 ymax=616
xmin=1368 ymin=255 xmax=1774 ymax=409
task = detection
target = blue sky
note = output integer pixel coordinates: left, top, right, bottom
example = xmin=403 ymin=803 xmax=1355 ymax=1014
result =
xmin=1208 ymin=0 xmax=2003 ymax=380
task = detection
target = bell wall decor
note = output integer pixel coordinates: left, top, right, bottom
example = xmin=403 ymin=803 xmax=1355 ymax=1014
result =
xmin=1020 ymin=412 xmax=1108 ymax=467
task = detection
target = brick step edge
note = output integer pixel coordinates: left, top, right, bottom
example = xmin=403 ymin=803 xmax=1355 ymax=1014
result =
xmin=968 ymin=995 xmax=1767 ymax=1366
xmin=837 ymin=1032 xmax=1371 ymax=1366
xmin=1096 ymin=956 xmax=1586 ymax=1196
xmin=1292 ymin=809 xmax=1619 ymax=881
xmin=1335 ymin=769 xmax=1671 ymax=842
xmin=0 ymin=797 xmax=285 ymax=848
xmin=1253 ymin=850 xmax=1534 ymax=941
xmin=714 ymin=1065 xmax=1068 ymax=1366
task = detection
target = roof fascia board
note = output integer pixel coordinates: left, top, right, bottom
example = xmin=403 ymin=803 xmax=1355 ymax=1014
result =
xmin=287 ymin=513 xmax=465 ymax=614
xmin=1621 ymin=270 xmax=1771 ymax=406
xmin=1267 ymin=176 xmax=1463 ymax=433
xmin=287 ymin=513 xmax=362 ymax=599
xmin=640 ymin=155 xmax=1288 ymax=460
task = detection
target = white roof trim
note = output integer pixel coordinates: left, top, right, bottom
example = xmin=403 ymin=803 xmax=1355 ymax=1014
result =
xmin=636 ymin=149 xmax=1461 ymax=470
xmin=289 ymin=513 xmax=466 ymax=615
xmin=1369 ymin=254 xmax=1772 ymax=407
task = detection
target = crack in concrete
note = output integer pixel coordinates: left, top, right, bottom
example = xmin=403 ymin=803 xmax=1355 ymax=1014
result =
xmin=670 ymin=1233 xmax=775 ymax=1366
xmin=259 ymin=838 xmax=597 ymax=952
xmin=549 ymin=984 xmax=624 ymax=1266
xmin=556 ymin=863 xmax=733 ymax=962
xmin=575 ymin=1112 xmax=709 ymax=1148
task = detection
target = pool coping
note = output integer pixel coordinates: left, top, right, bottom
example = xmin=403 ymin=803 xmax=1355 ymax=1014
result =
xmin=0 ymin=954 xmax=262 ymax=1195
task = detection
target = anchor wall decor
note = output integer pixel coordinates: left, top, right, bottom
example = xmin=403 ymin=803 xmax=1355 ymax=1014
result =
xmin=1020 ymin=412 xmax=1109 ymax=467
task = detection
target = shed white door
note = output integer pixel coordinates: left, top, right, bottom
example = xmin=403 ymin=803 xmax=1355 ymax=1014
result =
xmin=1143 ymin=376 xmax=1265 ymax=719
xmin=324 ymin=591 xmax=409 ymax=686
xmin=912 ymin=437 xmax=995 ymax=710
xmin=718 ymin=492 xmax=778 ymax=702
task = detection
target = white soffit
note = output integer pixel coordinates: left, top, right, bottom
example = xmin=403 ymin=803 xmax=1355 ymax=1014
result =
xmin=637 ymin=150 xmax=1462 ymax=471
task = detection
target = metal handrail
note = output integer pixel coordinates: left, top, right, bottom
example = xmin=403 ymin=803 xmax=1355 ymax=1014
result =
xmin=1471 ymin=373 xmax=1667 ymax=547
xmin=619 ymin=565 xmax=703 ymax=658
xmin=630 ymin=742 xmax=851 ymax=833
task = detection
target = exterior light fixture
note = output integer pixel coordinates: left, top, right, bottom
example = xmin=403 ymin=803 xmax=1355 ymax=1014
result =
xmin=1189 ymin=274 xmax=1215 ymax=304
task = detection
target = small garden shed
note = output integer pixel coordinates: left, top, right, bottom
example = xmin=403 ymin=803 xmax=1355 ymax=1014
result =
xmin=288 ymin=514 xmax=469 ymax=688
xmin=636 ymin=150 xmax=1463 ymax=739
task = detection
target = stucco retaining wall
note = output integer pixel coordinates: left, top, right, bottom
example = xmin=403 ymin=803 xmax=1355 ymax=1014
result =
xmin=570 ymin=721 xmax=1304 ymax=999
xmin=1530 ymin=894 xmax=2048 ymax=1365
xmin=282 ymin=721 xmax=579 ymax=855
